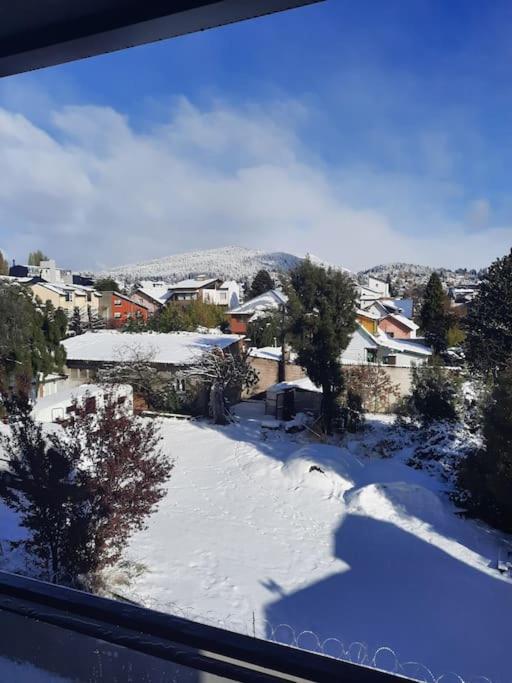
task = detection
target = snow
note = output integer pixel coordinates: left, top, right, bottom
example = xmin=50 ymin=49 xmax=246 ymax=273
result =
xmin=248 ymin=346 xmax=282 ymax=361
xmin=388 ymin=313 xmax=419 ymax=331
xmin=100 ymin=246 xmax=345 ymax=284
xmin=112 ymin=413 xmax=511 ymax=682
xmin=228 ymin=289 xmax=288 ymax=315
xmin=62 ymin=331 xmax=243 ymax=366
xmin=267 ymin=377 xmax=322 ymax=394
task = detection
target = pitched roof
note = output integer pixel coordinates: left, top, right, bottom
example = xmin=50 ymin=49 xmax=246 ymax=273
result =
xmin=168 ymin=277 xmax=220 ymax=290
xmin=229 ymin=289 xmax=288 ymax=316
xmin=386 ymin=313 xmax=419 ymax=331
xmin=62 ymin=331 xmax=242 ymax=366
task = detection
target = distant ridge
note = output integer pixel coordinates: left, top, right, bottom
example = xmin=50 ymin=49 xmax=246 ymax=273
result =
xmin=98 ymin=246 xmax=347 ymax=284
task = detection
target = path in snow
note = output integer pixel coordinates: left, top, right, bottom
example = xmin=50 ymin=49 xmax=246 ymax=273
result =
xmin=123 ymin=409 xmax=511 ymax=682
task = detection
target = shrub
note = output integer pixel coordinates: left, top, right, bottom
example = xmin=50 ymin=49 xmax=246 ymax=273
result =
xmin=404 ymin=360 xmax=459 ymax=424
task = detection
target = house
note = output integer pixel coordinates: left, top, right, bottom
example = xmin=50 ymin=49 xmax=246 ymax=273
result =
xmin=98 ymin=291 xmax=149 ymax=328
xmin=227 ymin=289 xmax=288 ymax=335
xmin=30 ymin=281 xmax=102 ymax=315
xmin=265 ymin=377 xmax=322 ymax=421
xmin=356 ymin=308 xmax=380 ymax=335
xmin=32 ymin=383 xmax=133 ymax=423
xmin=362 ymin=299 xmax=418 ymax=339
xmin=61 ymin=330 xmax=244 ymax=392
xmin=131 ymin=284 xmax=172 ymax=315
xmin=357 ymin=275 xmax=390 ymax=306
xmin=342 ymin=324 xmax=431 ymax=368
xmin=166 ymin=277 xmax=223 ymax=304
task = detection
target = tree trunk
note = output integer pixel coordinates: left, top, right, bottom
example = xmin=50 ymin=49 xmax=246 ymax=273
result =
xmin=321 ymin=384 xmax=334 ymax=435
xmin=210 ymin=382 xmax=228 ymax=425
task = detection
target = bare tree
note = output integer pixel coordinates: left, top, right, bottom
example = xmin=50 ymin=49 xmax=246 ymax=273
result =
xmin=344 ymin=364 xmax=400 ymax=413
xmin=186 ymin=348 xmax=259 ymax=424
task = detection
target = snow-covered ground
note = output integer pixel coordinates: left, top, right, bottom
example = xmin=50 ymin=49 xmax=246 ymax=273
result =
xmin=1 ymin=409 xmax=510 ymax=681
xmin=116 ymin=407 xmax=510 ymax=682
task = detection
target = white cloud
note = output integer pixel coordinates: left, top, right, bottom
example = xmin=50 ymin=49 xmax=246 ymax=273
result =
xmin=0 ymin=98 xmax=510 ymax=271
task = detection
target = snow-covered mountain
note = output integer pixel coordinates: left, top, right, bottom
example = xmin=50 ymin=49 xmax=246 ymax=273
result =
xmin=98 ymin=246 xmax=346 ymax=284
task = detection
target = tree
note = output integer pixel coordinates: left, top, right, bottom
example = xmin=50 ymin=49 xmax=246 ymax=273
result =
xmin=344 ymin=364 xmax=400 ymax=413
xmin=458 ymin=361 xmax=512 ymax=531
xmin=247 ymin=312 xmax=282 ymax=348
xmin=0 ymin=284 xmax=67 ymax=394
xmin=0 ymin=250 xmax=9 ymax=276
xmin=402 ymin=360 xmax=459 ymax=424
xmin=248 ymin=270 xmax=274 ymax=299
xmin=287 ymin=260 xmax=356 ymax=433
xmin=186 ymin=348 xmax=259 ymax=424
xmin=0 ymin=391 xmax=172 ymax=587
xmin=385 ymin=273 xmax=398 ymax=298
xmin=419 ymin=273 xmax=448 ymax=353
xmin=94 ymin=277 xmax=119 ymax=292
xmin=28 ymin=250 xmax=49 ymax=266
xmin=0 ymin=395 xmax=85 ymax=584
xmin=465 ymin=249 xmax=512 ymax=377
xmin=69 ymin=307 xmax=84 ymax=337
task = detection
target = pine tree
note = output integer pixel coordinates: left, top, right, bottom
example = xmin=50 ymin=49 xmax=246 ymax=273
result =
xmin=248 ymin=270 xmax=274 ymax=299
xmin=458 ymin=361 xmax=512 ymax=531
xmin=419 ymin=273 xmax=448 ymax=353
xmin=69 ymin=307 xmax=84 ymax=336
xmin=465 ymin=249 xmax=512 ymax=377
xmin=0 ymin=250 xmax=9 ymax=276
xmin=0 ymin=284 xmax=66 ymax=393
xmin=94 ymin=277 xmax=119 ymax=292
xmin=404 ymin=360 xmax=459 ymax=423
xmin=287 ymin=260 xmax=356 ymax=433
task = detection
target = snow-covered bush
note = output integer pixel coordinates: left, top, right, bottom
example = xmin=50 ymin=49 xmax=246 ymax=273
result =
xmin=399 ymin=360 xmax=460 ymax=424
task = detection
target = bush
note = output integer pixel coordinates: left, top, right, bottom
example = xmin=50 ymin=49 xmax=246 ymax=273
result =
xmin=458 ymin=362 xmax=512 ymax=531
xmin=343 ymin=364 xmax=400 ymax=413
xmin=403 ymin=360 xmax=459 ymax=424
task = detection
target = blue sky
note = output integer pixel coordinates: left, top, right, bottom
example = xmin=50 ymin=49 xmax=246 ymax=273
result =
xmin=1 ymin=0 xmax=511 ymax=271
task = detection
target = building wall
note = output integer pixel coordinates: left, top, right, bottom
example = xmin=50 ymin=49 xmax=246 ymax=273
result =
xmin=100 ymin=293 xmax=149 ymax=328
xmin=131 ymin=291 xmax=161 ymax=315
xmin=356 ymin=315 xmax=378 ymax=335
xmin=378 ymin=317 xmax=412 ymax=340
xmin=228 ymin=314 xmax=249 ymax=335
xmin=245 ymin=357 xmax=306 ymax=397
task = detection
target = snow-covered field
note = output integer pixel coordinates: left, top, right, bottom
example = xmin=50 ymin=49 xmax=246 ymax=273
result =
xmin=1 ymin=408 xmax=510 ymax=681
xmin=116 ymin=406 xmax=510 ymax=682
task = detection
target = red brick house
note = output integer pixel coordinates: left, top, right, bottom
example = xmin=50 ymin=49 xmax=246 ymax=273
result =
xmin=227 ymin=290 xmax=288 ymax=336
xmin=99 ymin=291 xmax=149 ymax=328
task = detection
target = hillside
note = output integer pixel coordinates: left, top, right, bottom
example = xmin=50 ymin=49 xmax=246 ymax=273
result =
xmin=359 ymin=262 xmax=484 ymax=295
xmin=98 ymin=246 xmax=345 ymax=284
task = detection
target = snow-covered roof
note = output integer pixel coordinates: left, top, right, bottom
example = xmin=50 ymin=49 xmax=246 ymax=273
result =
xmin=387 ymin=313 xmax=419 ymax=331
xmin=168 ymin=277 xmax=220 ymax=290
xmin=136 ymin=285 xmax=172 ymax=305
xmin=267 ymin=377 xmax=322 ymax=394
xmin=249 ymin=346 xmax=283 ymax=361
xmin=229 ymin=289 xmax=288 ymax=315
xmin=374 ymin=331 xmax=431 ymax=356
xmin=356 ymin=307 xmax=380 ymax=320
xmin=62 ymin=331 xmax=243 ymax=366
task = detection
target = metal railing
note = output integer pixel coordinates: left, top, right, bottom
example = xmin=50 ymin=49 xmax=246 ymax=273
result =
xmin=0 ymin=571 xmax=414 ymax=682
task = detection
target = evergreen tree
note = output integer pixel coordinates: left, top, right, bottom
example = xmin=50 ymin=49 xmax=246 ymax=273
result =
xmin=403 ymin=360 xmax=459 ymax=424
xmin=27 ymin=250 xmax=49 ymax=266
xmin=419 ymin=273 xmax=448 ymax=353
xmin=69 ymin=307 xmax=84 ymax=336
xmin=94 ymin=277 xmax=119 ymax=292
xmin=248 ymin=270 xmax=274 ymax=299
xmin=458 ymin=361 xmax=512 ymax=531
xmin=465 ymin=249 xmax=512 ymax=377
xmin=0 ymin=284 xmax=66 ymax=393
xmin=287 ymin=260 xmax=356 ymax=433
xmin=0 ymin=250 xmax=9 ymax=276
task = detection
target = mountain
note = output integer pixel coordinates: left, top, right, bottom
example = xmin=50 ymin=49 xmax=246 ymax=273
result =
xmin=98 ymin=246 xmax=345 ymax=284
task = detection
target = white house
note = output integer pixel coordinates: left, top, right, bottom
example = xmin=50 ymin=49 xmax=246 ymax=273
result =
xmin=341 ymin=324 xmax=431 ymax=368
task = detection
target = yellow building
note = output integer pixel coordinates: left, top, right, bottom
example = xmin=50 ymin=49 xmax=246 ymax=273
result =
xmin=355 ymin=308 xmax=379 ymax=335
xmin=30 ymin=282 xmax=102 ymax=316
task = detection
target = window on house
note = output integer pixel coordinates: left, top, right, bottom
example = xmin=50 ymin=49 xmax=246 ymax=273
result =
xmin=114 ymin=299 xmax=122 ymax=305
xmin=387 ymin=332 xmax=395 ymax=338
xmin=366 ymin=349 xmax=377 ymax=363
xmin=114 ymin=312 xmax=121 ymax=319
